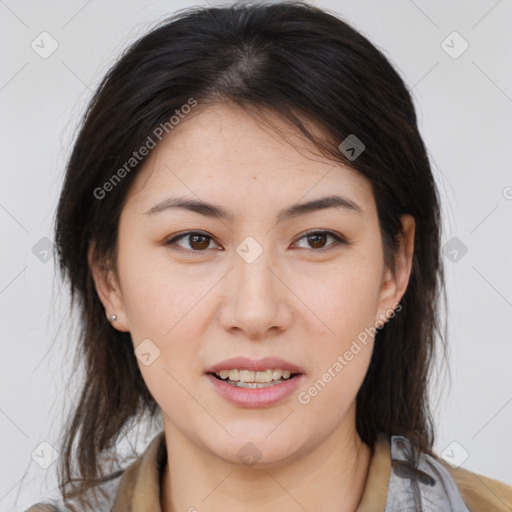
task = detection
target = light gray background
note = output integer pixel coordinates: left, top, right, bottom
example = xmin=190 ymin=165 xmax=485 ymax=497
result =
xmin=1 ymin=0 xmax=511 ymax=510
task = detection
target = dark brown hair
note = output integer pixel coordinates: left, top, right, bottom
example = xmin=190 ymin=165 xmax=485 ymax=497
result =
xmin=50 ymin=1 xmax=446 ymax=509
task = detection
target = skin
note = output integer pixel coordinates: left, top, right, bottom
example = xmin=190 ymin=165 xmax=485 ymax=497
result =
xmin=90 ymin=103 xmax=415 ymax=512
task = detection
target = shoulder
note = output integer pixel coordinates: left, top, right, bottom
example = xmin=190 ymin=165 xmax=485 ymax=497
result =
xmin=383 ymin=435 xmax=512 ymax=511
xmin=439 ymin=460 xmax=512 ymax=512
xmin=24 ymin=471 xmax=124 ymax=512
xmin=23 ymin=431 xmax=165 ymax=512
xmin=24 ymin=504 xmax=61 ymax=512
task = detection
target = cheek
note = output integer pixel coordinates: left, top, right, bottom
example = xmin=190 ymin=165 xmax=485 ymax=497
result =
xmin=138 ymin=355 xmax=205 ymax=437
xmin=117 ymin=243 xmax=205 ymax=337
xmin=300 ymin=343 xmax=373 ymax=435
xmin=121 ymin=265 xmax=207 ymax=422
xmin=117 ymin=243 xmax=212 ymax=377
xmin=292 ymin=247 xmax=382 ymax=411
xmin=297 ymin=255 xmax=383 ymax=349
xmin=298 ymin=277 xmax=377 ymax=421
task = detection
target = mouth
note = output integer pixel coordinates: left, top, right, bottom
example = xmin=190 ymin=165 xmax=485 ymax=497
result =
xmin=204 ymin=357 xmax=306 ymax=407
xmin=205 ymin=370 xmax=305 ymax=408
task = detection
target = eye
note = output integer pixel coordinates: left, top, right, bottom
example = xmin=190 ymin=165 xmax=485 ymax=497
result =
xmin=292 ymin=230 xmax=349 ymax=251
xmin=164 ymin=229 xmax=349 ymax=254
xmin=164 ymin=231 xmax=221 ymax=253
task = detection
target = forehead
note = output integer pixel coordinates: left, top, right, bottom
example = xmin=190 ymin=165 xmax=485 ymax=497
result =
xmin=124 ymin=103 xmax=373 ymax=214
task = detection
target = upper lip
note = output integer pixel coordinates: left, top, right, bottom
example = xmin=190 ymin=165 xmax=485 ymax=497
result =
xmin=205 ymin=356 xmax=305 ymax=374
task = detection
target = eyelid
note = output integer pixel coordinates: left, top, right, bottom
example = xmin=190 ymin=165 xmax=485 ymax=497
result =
xmin=164 ymin=231 xmax=222 ymax=253
xmin=164 ymin=229 xmax=349 ymax=253
xmin=293 ymin=229 xmax=349 ymax=250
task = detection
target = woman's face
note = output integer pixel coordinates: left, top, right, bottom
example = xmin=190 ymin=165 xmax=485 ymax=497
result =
xmin=92 ymin=103 xmax=414 ymax=466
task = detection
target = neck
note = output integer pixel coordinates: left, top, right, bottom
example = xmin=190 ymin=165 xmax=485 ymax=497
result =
xmin=161 ymin=415 xmax=371 ymax=512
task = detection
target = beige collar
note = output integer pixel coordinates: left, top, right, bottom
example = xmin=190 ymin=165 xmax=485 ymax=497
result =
xmin=112 ymin=431 xmax=390 ymax=512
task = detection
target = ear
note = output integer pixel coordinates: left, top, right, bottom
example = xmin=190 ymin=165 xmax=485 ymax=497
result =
xmin=375 ymin=214 xmax=415 ymax=326
xmin=88 ymin=242 xmax=129 ymax=332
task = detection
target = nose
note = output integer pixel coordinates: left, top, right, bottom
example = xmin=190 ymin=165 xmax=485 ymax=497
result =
xmin=218 ymin=248 xmax=293 ymax=340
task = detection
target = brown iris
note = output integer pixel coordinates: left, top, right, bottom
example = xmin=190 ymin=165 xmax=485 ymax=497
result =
xmin=188 ymin=234 xmax=210 ymax=250
xmin=306 ymin=233 xmax=328 ymax=249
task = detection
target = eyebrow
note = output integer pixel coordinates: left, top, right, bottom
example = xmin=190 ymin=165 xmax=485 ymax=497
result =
xmin=144 ymin=194 xmax=363 ymax=222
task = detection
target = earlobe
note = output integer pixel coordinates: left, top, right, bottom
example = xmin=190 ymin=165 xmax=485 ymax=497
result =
xmin=87 ymin=242 xmax=130 ymax=332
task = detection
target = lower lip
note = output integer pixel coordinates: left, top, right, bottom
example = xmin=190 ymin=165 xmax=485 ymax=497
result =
xmin=205 ymin=373 xmax=305 ymax=408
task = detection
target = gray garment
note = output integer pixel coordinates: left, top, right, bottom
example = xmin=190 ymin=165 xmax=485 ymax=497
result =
xmin=385 ymin=436 xmax=470 ymax=511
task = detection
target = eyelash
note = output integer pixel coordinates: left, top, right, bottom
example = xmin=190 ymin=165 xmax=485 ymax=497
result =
xmin=164 ymin=230 xmax=349 ymax=254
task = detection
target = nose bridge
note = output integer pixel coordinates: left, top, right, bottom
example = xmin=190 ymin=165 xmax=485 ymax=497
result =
xmin=220 ymin=236 xmax=291 ymax=337
xmin=234 ymin=239 xmax=277 ymax=306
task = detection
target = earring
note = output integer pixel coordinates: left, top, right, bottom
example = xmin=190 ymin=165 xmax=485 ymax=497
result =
xmin=109 ymin=314 xmax=117 ymax=322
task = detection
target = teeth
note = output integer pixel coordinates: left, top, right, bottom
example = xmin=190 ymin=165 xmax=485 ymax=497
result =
xmin=216 ymin=368 xmax=293 ymax=382
xmin=227 ymin=380 xmax=287 ymax=389
xmin=255 ymin=369 xmax=274 ymax=383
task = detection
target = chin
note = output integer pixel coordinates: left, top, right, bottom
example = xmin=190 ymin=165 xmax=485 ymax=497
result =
xmin=206 ymin=433 xmax=305 ymax=469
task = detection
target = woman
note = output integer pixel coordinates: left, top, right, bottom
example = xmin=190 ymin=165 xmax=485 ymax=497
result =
xmin=26 ymin=2 xmax=511 ymax=511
